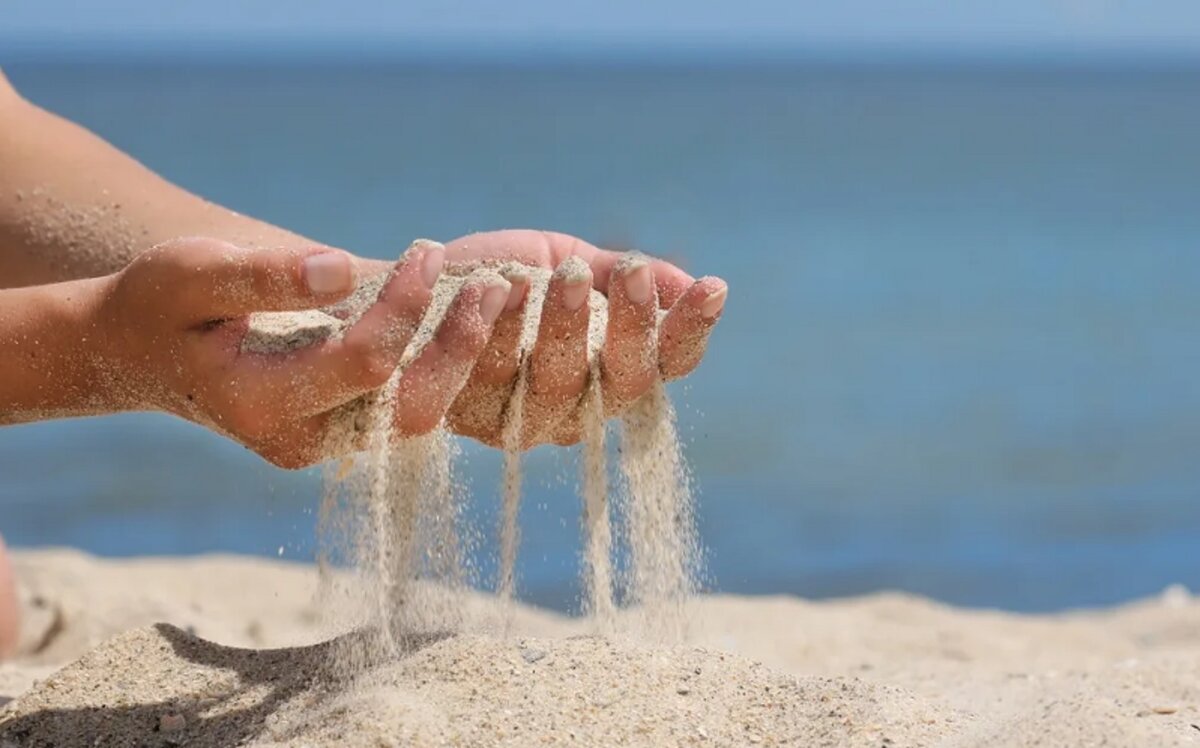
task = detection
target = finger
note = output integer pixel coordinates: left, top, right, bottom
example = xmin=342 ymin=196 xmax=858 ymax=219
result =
xmin=658 ymin=276 xmax=728 ymax=381
xmin=548 ymin=418 xmax=584 ymax=447
xmin=393 ymin=274 xmax=511 ymax=437
xmin=442 ymin=267 xmax=530 ymax=446
xmin=546 ymin=231 xmax=694 ymax=309
xmin=466 ymin=266 xmax=532 ymax=386
xmin=522 ymin=255 xmax=593 ymax=444
xmin=600 ymin=254 xmax=659 ymax=410
xmin=153 ymin=237 xmax=359 ymax=321
xmin=445 ymin=230 xmax=694 ymax=308
xmin=238 ymin=240 xmax=445 ymax=416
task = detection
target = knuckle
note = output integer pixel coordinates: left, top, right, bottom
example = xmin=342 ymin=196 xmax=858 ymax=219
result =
xmin=254 ymin=429 xmax=318 ymax=470
xmin=398 ymin=410 xmax=440 ymax=437
xmin=527 ymin=376 xmax=575 ymax=405
xmin=530 ymin=349 xmax=587 ymax=392
xmin=344 ymin=337 xmax=395 ymax=387
xmin=602 ymin=370 xmax=648 ymax=403
xmin=447 ymin=320 xmax=490 ymax=359
xmin=615 ymin=311 xmax=651 ymax=337
xmin=223 ymin=401 xmax=264 ymax=437
xmin=251 ymin=254 xmax=296 ymax=301
xmin=389 ymin=284 xmax=432 ymax=320
xmin=358 ymin=354 xmax=394 ymax=388
xmin=124 ymin=240 xmax=216 ymax=311
xmin=446 ymin=411 xmax=488 ymax=444
xmin=262 ymin=447 xmax=310 ymax=470
xmin=601 ymin=345 xmax=654 ymax=382
xmin=147 ymin=240 xmax=199 ymax=274
xmin=553 ymin=431 xmax=582 ymax=447
xmin=660 ymin=353 xmax=701 ymax=381
xmin=360 ymin=360 xmax=394 ymax=389
xmin=123 ymin=244 xmax=179 ymax=285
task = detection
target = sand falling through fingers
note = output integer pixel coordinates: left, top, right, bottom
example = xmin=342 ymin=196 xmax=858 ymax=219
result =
xmin=244 ymin=240 xmax=705 ymax=666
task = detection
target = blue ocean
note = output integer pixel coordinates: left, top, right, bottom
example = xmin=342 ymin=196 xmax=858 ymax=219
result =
xmin=2 ymin=60 xmax=1198 ymax=613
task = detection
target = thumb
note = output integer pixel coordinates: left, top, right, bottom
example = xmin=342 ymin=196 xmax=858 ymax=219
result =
xmin=161 ymin=238 xmax=356 ymax=319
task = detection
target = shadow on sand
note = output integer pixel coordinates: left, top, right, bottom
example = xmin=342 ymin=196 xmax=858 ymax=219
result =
xmin=0 ymin=622 xmax=448 ymax=747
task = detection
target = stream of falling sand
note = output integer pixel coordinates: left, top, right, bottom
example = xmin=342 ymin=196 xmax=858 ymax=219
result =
xmin=618 ymin=379 xmax=699 ymax=639
xmin=364 ymin=380 xmax=402 ymax=656
xmin=497 ymin=370 xmax=525 ymax=610
xmin=260 ymin=248 xmax=702 ymax=665
xmin=580 ymin=364 xmax=615 ymax=623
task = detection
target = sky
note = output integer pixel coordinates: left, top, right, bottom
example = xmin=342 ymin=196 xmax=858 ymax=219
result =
xmin=4 ymin=0 xmax=1200 ymax=59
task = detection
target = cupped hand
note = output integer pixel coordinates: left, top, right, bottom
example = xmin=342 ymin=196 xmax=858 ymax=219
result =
xmin=95 ymin=237 xmax=507 ymax=468
xmin=423 ymin=230 xmax=728 ymax=448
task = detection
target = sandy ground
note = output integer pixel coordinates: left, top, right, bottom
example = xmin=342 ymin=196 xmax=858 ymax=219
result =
xmin=2 ymin=549 xmax=1199 ymax=746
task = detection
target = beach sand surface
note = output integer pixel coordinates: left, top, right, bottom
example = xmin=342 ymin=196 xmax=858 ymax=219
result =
xmin=2 ymin=549 xmax=1199 ymax=746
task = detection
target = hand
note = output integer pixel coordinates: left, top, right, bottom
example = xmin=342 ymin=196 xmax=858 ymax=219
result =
xmin=422 ymin=230 xmax=727 ymax=448
xmin=93 ymin=237 xmax=507 ymax=468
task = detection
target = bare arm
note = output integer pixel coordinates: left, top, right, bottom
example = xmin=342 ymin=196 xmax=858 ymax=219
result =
xmin=0 ymin=69 xmax=312 ymax=288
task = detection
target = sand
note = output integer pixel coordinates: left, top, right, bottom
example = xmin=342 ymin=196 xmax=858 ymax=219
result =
xmin=10 ymin=251 xmax=1195 ymax=744
xmin=252 ymin=247 xmax=700 ymax=643
xmin=616 ymin=379 xmax=700 ymax=639
xmin=579 ymin=363 xmax=615 ymax=622
xmin=495 ymin=265 xmax=548 ymax=609
xmin=3 ymin=550 xmax=1200 ymax=747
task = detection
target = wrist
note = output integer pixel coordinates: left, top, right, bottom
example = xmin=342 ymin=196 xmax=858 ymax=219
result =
xmin=73 ymin=273 xmax=132 ymax=411
xmin=42 ymin=275 xmax=122 ymax=413
xmin=0 ymin=275 xmax=119 ymax=423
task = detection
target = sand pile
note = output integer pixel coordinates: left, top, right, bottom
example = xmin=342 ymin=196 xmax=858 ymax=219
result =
xmin=0 ymin=622 xmax=962 ymax=748
xmin=7 ymin=552 xmax=1200 ymax=747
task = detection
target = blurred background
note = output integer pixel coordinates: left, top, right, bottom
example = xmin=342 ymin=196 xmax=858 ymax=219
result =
xmin=2 ymin=1 xmax=1199 ymax=614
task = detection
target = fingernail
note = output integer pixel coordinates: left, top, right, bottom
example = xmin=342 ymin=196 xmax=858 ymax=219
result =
xmin=623 ymin=262 xmax=653 ymax=305
xmin=420 ymin=243 xmax=446 ymax=288
xmin=700 ymin=287 xmax=727 ymax=319
xmin=303 ymin=252 xmax=353 ymax=294
xmin=479 ymin=281 xmax=511 ymax=325
xmin=503 ymin=270 xmax=529 ymax=311
xmin=554 ymin=255 xmax=592 ymax=311
xmin=562 ymin=280 xmax=590 ymax=311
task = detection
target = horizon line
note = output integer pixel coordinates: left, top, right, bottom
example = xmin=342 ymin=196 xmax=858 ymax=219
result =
xmin=4 ymin=35 xmax=1200 ymax=70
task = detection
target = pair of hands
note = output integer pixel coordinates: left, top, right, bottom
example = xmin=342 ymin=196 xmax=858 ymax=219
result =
xmin=97 ymin=230 xmax=727 ymax=468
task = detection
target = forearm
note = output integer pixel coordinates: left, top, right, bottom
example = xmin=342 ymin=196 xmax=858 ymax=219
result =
xmin=0 ymin=71 xmax=312 ymax=288
xmin=0 ymin=276 xmax=116 ymax=423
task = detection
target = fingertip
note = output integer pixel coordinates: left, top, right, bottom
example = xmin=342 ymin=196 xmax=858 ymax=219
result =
xmin=701 ymin=288 xmax=727 ymax=320
xmin=438 ymin=275 xmax=511 ymax=343
xmin=501 ymin=267 xmax=531 ymax=312
xmin=301 ymin=250 xmax=355 ymax=297
xmin=408 ymin=239 xmax=446 ymax=288
xmin=479 ymin=279 xmax=512 ymax=326
xmin=657 ymin=277 xmax=725 ymax=382
xmin=552 ymin=255 xmax=593 ymax=311
xmin=689 ymin=276 xmax=728 ymax=320
xmin=554 ymin=253 xmax=593 ymax=279
xmin=378 ymin=242 xmax=438 ymax=308
xmin=612 ymin=253 xmax=655 ymax=306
